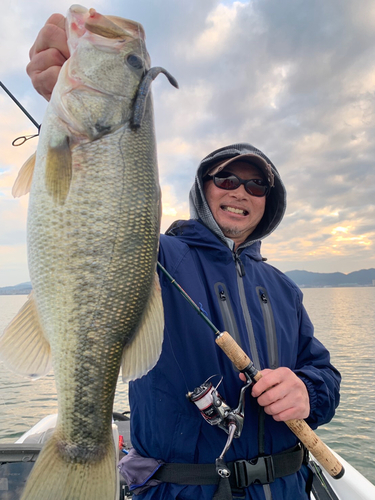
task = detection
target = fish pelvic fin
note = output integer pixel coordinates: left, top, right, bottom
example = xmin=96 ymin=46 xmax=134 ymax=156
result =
xmin=20 ymin=431 xmax=117 ymax=500
xmin=0 ymin=291 xmax=52 ymax=379
xmin=45 ymin=136 xmax=72 ymax=204
xmin=122 ymin=272 xmax=164 ymax=381
xmin=12 ymin=152 xmax=36 ymax=197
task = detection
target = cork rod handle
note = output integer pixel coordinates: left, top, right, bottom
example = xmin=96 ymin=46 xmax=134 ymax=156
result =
xmin=215 ymin=331 xmax=344 ymax=479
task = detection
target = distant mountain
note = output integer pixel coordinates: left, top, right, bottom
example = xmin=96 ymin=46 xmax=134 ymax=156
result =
xmin=285 ymin=269 xmax=375 ymax=287
xmin=1 ymin=269 xmax=375 ymax=293
xmin=0 ymin=282 xmax=32 ymax=295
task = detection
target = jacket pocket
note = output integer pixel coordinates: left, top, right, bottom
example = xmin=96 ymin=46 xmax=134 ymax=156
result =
xmin=214 ymin=282 xmax=243 ymax=371
xmin=214 ymin=282 xmax=242 ymax=345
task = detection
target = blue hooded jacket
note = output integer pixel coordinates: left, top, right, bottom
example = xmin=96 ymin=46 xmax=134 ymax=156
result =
xmin=128 ymin=144 xmax=341 ymax=500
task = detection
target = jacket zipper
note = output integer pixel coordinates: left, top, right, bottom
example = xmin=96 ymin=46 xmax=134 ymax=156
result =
xmin=233 ymin=252 xmax=245 ymax=277
xmin=257 ymin=286 xmax=279 ymax=369
xmin=233 ymin=251 xmax=261 ymax=370
xmin=235 ymin=253 xmax=277 ymax=500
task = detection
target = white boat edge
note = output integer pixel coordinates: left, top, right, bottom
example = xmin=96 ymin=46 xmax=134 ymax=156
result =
xmin=15 ymin=413 xmax=58 ymax=444
xmin=14 ymin=414 xmax=375 ymax=500
xmin=310 ymin=446 xmax=375 ymax=500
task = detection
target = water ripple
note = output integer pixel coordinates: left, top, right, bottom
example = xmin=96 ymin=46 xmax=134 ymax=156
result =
xmin=0 ymin=290 xmax=374 ymax=484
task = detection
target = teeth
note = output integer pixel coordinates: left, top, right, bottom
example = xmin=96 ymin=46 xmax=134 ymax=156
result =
xmin=223 ymin=206 xmax=245 ymax=215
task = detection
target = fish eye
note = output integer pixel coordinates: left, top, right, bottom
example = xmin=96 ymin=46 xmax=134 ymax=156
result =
xmin=127 ymin=54 xmax=144 ymax=70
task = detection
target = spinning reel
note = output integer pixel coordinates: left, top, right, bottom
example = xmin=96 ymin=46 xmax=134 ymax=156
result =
xmin=187 ymin=374 xmax=252 ymax=477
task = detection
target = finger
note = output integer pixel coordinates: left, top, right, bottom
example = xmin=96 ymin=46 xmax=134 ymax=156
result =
xmin=27 ymin=66 xmax=63 ymax=101
xmin=257 ymin=376 xmax=308 ymax=407
xmin=27 ymin=40 xmax=68 ymax=101
xmin=29 ymin=15 xmax=69 ymax=60
xmin=265 ymin=405 xmax=304 ymax=422
xmin=264 ymin=399 xmax=310 ymax=421
xmin=256 ymin=384 xmax=287 ymax=407
xmin=260 ymin=386 xmax=310 ymax=420
xmin=251 ymin=369 xmax=278 ymax=397
xmin=27 ymin=47 xmax=67 ymax=76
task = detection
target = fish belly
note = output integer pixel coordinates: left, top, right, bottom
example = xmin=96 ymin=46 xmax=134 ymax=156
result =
xmin=21 ymin=113 xmax=160 ymax=500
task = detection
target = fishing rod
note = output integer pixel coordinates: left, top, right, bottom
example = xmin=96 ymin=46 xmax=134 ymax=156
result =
xmin=1 ymin=77 xmax=344 ymax=480
xmin=0 ymin=81 xmax=40 ymax=145
xmin=157 ymin=261 xmax=345 ymax=480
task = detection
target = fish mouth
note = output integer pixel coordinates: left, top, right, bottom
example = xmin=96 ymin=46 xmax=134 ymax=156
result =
xmin=221 ymin=205 xmax=249 ymax=216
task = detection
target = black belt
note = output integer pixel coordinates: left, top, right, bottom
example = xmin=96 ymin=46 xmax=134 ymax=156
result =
xmin=153 ymin=444 xmax=306 ymax=489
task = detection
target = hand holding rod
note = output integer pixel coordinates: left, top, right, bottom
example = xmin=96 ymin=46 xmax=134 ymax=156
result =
xmin=157 ymin=262 xmax=344 ymax=479
xmin=215 ymin=331 xmax=344 ymax=479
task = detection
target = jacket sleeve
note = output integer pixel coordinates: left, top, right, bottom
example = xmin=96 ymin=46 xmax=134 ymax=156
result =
xmin=293 ymin=300 xmax=341 ymax=429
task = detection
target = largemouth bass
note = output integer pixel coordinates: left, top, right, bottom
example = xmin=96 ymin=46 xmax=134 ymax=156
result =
xmin=0 ymin=5 xmax=177 ymax=499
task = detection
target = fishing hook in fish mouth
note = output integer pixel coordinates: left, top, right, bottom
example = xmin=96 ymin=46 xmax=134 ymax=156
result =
xmin=132 ymin=67 xmax=179 ymax=127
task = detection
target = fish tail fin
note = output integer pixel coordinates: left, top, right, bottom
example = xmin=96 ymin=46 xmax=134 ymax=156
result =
xmin=20 ymin=432 xmax=117 ymax=500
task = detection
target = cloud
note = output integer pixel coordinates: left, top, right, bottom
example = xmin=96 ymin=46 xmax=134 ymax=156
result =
xmin=1 ymin=0 xmax=375 ymax=284
xmin=160 ymin=184 xmax=190 ymax=233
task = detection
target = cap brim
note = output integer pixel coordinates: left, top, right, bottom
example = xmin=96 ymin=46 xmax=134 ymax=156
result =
xmin=205 ymin=153 xmax=275 ymax=187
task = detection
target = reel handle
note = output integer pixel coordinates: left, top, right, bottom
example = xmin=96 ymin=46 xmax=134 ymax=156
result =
xmin=215 ymin=331 xmax=344 ymax=479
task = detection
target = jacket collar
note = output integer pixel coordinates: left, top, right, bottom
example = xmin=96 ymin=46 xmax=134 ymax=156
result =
xmin=166 ymin=219 xmax=264 ymax=262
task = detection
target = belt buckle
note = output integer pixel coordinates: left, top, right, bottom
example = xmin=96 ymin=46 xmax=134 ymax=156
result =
xmin=234 ymin=456 xmax=275 ymax=488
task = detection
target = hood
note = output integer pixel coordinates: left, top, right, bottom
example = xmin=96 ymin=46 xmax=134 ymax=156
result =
xmin=189 ymin=143 xmax=286 ymax=250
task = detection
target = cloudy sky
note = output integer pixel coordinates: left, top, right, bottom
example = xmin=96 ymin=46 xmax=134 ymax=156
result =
xmin=1 ymin=0 xmax=375 ymax=286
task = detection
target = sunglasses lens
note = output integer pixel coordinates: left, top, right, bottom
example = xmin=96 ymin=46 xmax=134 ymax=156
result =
xmin=213 ymin=173 xmax=268 ymax=197
xmin=245 ymin=180 xmax=268 ymax=197
xmin=214 ymin=174 xmax=239 ymax=190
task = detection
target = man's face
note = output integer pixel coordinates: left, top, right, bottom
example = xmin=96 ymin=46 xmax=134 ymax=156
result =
xmin=204 ymin=161 xmax=266 ymax=249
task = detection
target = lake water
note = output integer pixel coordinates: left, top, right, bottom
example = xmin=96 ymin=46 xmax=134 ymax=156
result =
xmin=0 ymin=288 xmax=374 ymax=485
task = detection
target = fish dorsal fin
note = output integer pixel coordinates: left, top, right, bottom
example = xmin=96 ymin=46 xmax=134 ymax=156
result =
xmin=12 ymin=152 xmax=36 ymax=197
xmin=45 ymin=136 xmax=72 ymax=204
xmin=121 ymin=273 xmax=164 ymax=381
xmin=0 ymin=292 xmax=52 ymax=379
xmin=86 ymin=10 xmax=135 ymax=39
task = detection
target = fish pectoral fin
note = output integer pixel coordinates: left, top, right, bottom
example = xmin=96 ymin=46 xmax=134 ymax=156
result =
xmin=121 ymin=273 xmax=164 ymax=382
xmin=12 ymin=152 xmax=36 ymax=197
xmin=0 ymin=291 xmax=52 ymax=379
xmin=45 ymin=136 xmax=72 ymax=204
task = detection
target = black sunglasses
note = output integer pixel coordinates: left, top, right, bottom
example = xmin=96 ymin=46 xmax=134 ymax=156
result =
xmin=212 ymin=171 xmax=269 ymax=197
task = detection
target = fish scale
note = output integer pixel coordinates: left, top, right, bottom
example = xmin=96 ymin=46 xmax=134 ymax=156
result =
xmin=0 ymin=5 xmax=176 ymax=499
xmin=27 ymin=124 xmax=160 ymax=448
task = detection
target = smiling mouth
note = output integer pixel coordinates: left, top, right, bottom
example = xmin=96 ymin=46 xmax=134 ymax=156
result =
xmin=221 ymin=205 xmax=248 ymax=216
